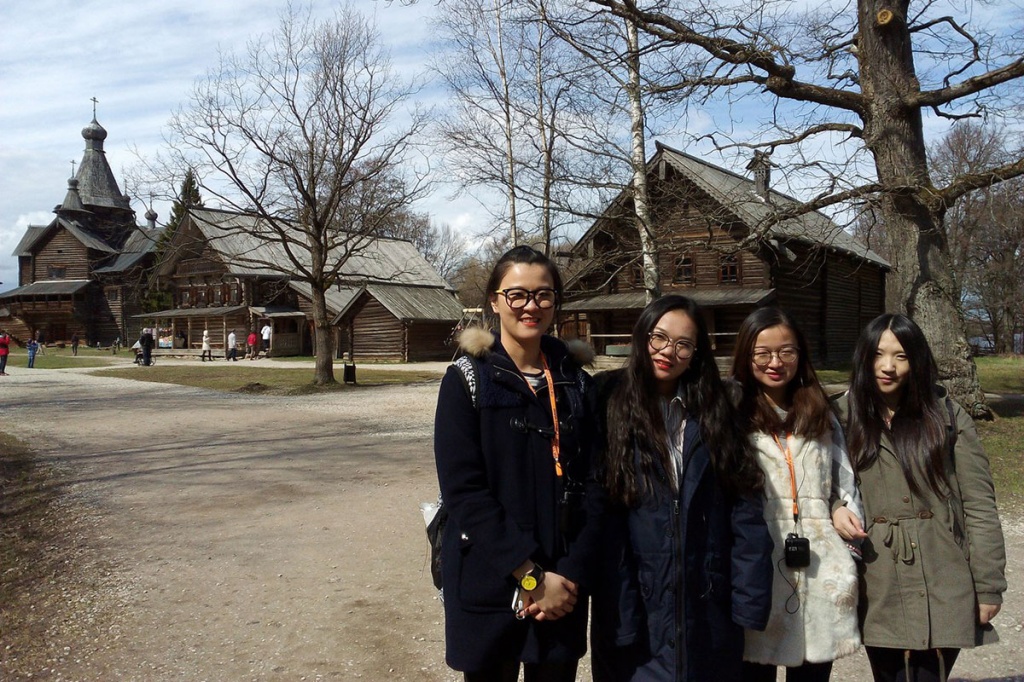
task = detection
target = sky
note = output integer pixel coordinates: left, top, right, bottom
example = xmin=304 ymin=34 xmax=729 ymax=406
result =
xmin=0 ymin=0 xmax=460 ymax=293
xmin=1 ymin=1 xmax=1020 ymax=294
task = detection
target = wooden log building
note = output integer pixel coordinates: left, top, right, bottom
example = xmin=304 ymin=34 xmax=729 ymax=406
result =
xmin=564 ymin=143 xmax=889 ymax=365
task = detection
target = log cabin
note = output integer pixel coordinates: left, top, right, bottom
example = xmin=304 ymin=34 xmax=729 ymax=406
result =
xmin=139 ymin=208 xmax=463 ymax=361
xmin=563 ymin=143 xmax=889 ymax=366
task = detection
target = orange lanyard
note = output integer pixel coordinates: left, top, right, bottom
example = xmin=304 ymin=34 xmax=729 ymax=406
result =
xmin=520 ymin=355 xmax=562 ymax=478
xmin=771 ymin=432 xmax=799 ymax=522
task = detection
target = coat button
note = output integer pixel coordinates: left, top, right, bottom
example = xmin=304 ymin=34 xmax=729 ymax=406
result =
xmin=919 ymin=591 xmax=925 ymax=597
xmin=902 ymin=496 xmax=910 ymax=503
xmin=911 ymin=542 xmax=917 ymax=549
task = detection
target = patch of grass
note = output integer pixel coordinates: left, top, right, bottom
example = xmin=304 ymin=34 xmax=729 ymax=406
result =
xmin=2 ymin=347 xmax=117 ymax=370
xmin=974 ymin=355 xmax=1024 ymax=394
xmin=91 ymin=364 xmax=443 ymax=393
xmin=816 ymin=368 xmax=850 ymax=385
xmin=977 ymin=394 xmax=1024 ymax=505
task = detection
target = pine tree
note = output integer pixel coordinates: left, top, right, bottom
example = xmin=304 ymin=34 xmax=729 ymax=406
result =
xmin=166 ymin=169 xmax=203 ymax=233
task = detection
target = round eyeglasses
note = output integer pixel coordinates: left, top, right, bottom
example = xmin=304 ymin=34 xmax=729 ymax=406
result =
xmin=648 ymin=331 xmax=696 ymax=359
xmin=751 ymin=347 xmax=799 ymax=368
xmin=496 ymin=288 xmax=558 ymax=310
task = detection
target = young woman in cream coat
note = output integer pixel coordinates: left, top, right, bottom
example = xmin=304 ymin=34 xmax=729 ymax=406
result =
xmin=731 ymin=308 xmax=861 ymax=682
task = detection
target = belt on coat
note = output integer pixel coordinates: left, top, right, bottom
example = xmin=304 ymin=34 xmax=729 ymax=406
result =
xmin=872 ymin=511 xmax=934 ymax=564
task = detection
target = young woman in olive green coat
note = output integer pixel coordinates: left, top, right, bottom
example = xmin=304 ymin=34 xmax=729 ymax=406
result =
xmin=837 ymin=314 xmax=1006 ymax=682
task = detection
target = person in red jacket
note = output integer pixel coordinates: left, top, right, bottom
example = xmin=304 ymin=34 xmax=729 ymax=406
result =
xmin=0 ymin=329 xmax=10 ymax=375
xmin=247 ymin=329 xmax=259 ymax=360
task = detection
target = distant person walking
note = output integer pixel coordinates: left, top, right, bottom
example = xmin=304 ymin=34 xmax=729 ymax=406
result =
xmin=201 ymin=329 xmax=213 ymax=362
xmin=247 ymin=330 xmax=258 ymax=360
xmin=0 ymin=329 xmax=10 ymax=375
xmin=35 ymin=330 xmax=45 ymax=355
xmin=227 ymin=330 xmax=238 ymax=361
xmin=26 ymin=337 xmax=39 ymax=368
xmin=260 ymin=323 xmax=272 ymax=358
xmin=71 ymin=332 xmax=80 ymax=356
xmin=139 ymin=328 xmax=155 ymax=367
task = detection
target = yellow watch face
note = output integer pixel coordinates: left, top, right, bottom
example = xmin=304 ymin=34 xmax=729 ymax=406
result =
xmin=520 ymin=574 xmax=538 ymax=591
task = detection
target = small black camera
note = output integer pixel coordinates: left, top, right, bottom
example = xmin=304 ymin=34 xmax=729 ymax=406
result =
xmin=784 ymin=533 xmax=810 ymax=568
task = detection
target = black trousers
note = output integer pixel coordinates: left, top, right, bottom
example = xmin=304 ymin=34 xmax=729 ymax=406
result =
xmin=865 ymin=646 xmax=960 ymax=682
xmin=743 ymin=660 xmax=834 ymax=682
xmin=463 ymin=659 xmax=578 ymax=682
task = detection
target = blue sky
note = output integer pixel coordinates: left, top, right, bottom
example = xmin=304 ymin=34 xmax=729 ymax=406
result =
xmin=2 ymin=1 xmax=1020 ymax=293
xmin=0 ymin=0 xmax=458 ymax=292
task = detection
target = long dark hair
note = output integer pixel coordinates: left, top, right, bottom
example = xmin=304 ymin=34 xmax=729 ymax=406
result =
xmin=604 ymin=295 xmax=763 ymax=506
xmin=731 ymin=307 xmax=832 ymax=438
xmin=846 ymin=313 xmax=948 ymax=496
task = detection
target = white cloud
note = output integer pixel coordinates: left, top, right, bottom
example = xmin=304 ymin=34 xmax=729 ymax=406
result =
xmin=0 ymin=0 xmax=478 ymax=293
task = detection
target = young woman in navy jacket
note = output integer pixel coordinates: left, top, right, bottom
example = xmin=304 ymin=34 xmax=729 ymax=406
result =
xmin=433 ymin=246 xmax=604 ymax=682
xmin=591 ymin=295 xmax=773 ymax=681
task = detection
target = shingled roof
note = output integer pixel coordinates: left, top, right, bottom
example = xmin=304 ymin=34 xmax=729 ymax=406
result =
xmin=578 ymin=143 xmax=888 ymax=268
xmin=186 ymin=208 xmax=452 ymax=289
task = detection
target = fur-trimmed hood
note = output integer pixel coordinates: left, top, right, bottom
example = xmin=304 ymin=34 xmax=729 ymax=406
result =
xmin=457 ymin=326 xmax=594 ymax=367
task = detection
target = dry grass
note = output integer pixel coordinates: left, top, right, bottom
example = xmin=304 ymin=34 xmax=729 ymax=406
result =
xmin=91 ymin=363 xmax=443 ymax=394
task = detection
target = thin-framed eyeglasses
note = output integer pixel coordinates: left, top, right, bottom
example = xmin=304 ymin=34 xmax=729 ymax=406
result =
xmin=648 ymin=331 xmax=696 ymax=359
xmin=496 ymin=287 xmax=558 ymax=309
xmin=751 ymin=347 xmax=799 ymax=368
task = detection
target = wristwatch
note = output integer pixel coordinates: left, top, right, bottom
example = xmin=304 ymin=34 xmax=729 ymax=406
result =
xmin=519 ymin=564 xmax=545 ymax=592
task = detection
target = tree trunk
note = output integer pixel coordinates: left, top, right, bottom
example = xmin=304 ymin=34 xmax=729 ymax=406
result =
xmin=309 ymin=284 xmax=336 ymax=386
xmin=625 ymin=16 xmax=660 ymax=303
xmin=858 ymin=0 xmax=990 ymax=417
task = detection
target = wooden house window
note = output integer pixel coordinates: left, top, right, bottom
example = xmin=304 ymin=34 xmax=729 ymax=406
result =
xmin=719 ymin=254 xmax=740 ymax=284
xmin=629 ymin=262 xmax=644 ymax=287
xmin=107 ymin=289 xmax=119 ymax=302
xmin=673 ymin=254 xmax=695 ymax=285
xmin=229 ymin=284 xmax=240 ymax=304
xmin=181 ymin=289 xmax=191 ymax=307
xmin=47 ymin=265 xmax=67 ymax=279
xmin=213 ymin=285 xmax=223 ymax=305
xmin=195 ymin=286 xmax=207 ymax=307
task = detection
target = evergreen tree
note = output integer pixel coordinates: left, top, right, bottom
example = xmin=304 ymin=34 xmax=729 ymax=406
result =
xmin=166 ymin=169 xmax=203 ymax=233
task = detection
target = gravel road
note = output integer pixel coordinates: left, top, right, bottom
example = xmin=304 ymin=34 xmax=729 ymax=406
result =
xmin=1 ymin=363 xmax=1022 ymax=681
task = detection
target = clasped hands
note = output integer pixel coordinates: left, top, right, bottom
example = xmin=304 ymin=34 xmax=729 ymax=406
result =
xmin=514 ymin=569 xmax=578 ymax=622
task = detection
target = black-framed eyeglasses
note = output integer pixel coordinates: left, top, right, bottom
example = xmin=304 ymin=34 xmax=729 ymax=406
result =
xmin=751 ymin=347 xmax=799 ymax=368
xmin=648 ymin=331 xmax=696 ymax=359
xmin=496 ymin=288 xmax=558 ymax=310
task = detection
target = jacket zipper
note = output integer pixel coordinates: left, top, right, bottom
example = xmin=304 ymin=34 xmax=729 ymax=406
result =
xmin=672 ymin=497 xmax=684 ymax=678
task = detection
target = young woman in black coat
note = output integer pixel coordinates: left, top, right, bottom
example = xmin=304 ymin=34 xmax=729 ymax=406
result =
xmin=591 ymin=295 xmax=774 ymax=682
xmin=433 ymin=246 xmax=604 ymax=682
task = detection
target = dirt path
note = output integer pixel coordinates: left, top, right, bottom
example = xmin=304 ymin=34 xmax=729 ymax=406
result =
xmin=1 ymin=365 xmax=1022 ymax=680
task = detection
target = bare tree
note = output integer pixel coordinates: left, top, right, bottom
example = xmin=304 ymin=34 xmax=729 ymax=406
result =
xmin=931 ymin=123 xmax=1024 ymax=354
xmin=378 ymin=209 xmax=469 ymax=283
xmin=588 ymin=0 xmax=1024 ymax=416
xmin=432 ymin=0 xmax=524 ymax=245
xmin=165 ymin=5 xmax=427 ymax=385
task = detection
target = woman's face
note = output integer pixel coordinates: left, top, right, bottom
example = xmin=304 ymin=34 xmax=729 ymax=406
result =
xmin=647 ymin=309 xmax=699 ymax=395
xmin=874 ymin=329 xmax=911 ymax=406
xmin=489 ymin=263 xmax=556 ymax=344
xmin=750 ymin=324 xmax=800 ymax=406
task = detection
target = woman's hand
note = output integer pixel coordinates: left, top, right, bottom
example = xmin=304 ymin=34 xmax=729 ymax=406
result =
xmin=517 ymin=573 xmax=578 ymax=621
xmin=832 ymin=506 xmax=868 ymax=541
xmin=978 ymin=603 xmax=1001 ymax=625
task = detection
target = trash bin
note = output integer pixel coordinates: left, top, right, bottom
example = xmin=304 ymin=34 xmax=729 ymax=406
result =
xmin=343 ymin=362 xmax=357 ymax=385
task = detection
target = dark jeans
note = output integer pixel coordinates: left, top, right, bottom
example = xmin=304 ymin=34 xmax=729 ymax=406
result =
xmin=142 ymin=348 xmax=152 ymax=366
xmin=865 ymin=646 xmax=960 ymax=682
xmin=0 ymin=354 xmax=7 ymax=373
xmin=463 ymin=659 xmax=578 ymax=682
xmin=227 ymin=347 xmax=238 ymax=361
xmin=743 ymin=660 xmax=833 ymax=682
